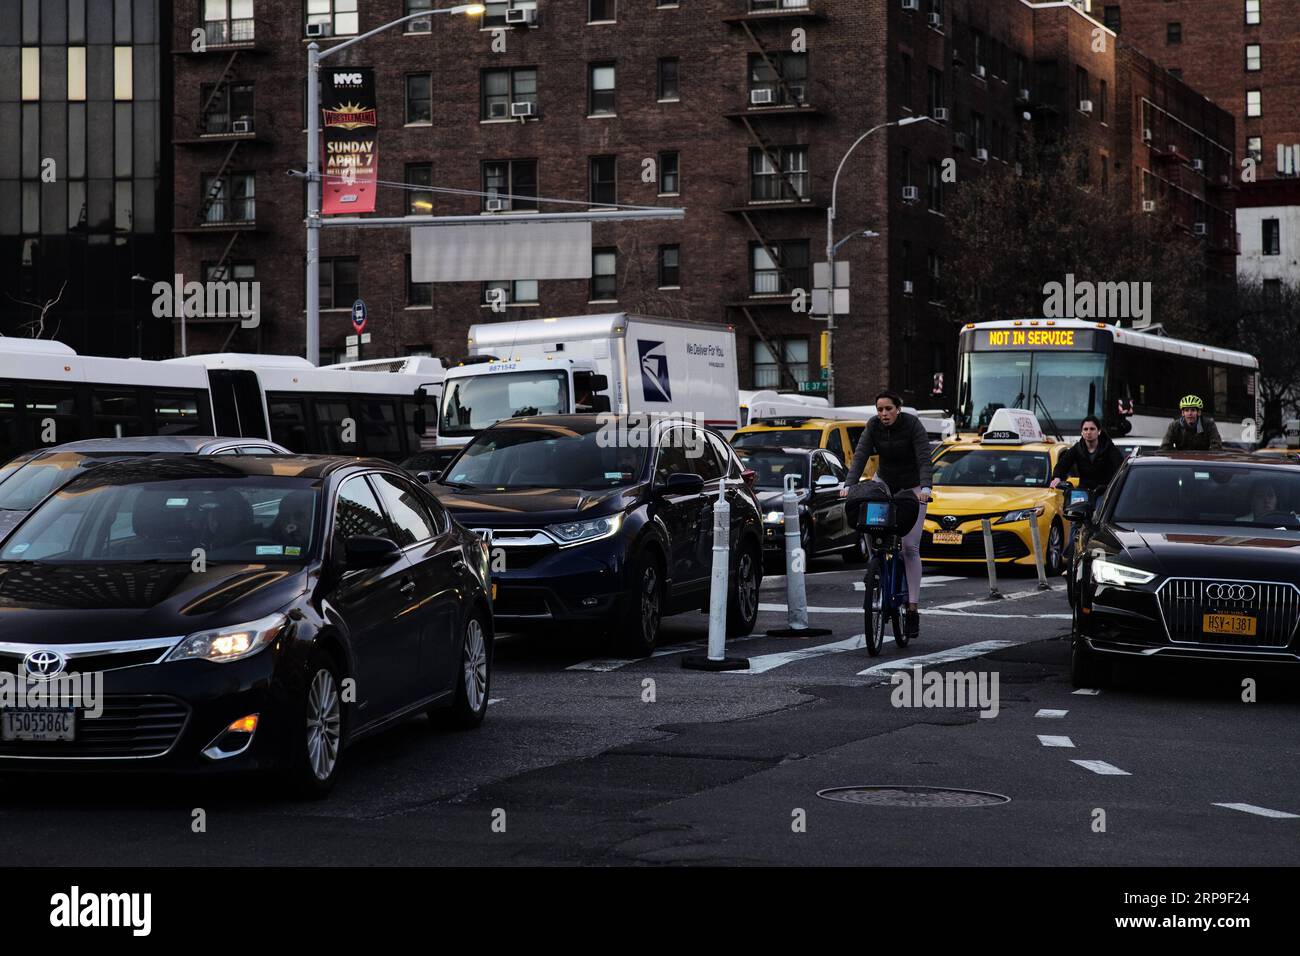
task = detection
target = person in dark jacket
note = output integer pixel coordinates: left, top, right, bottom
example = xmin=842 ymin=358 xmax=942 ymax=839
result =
xmin=1160 ymin=395 xmax=1224 ymax=451
xmin=840 ymin=390 xmax=933 ymax=638
xmin=1049 ymin=415 xmax=1124 ymax=495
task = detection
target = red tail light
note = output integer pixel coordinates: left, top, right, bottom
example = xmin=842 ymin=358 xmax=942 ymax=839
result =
xmin=742 ymin=468 xmax=757 ymax=491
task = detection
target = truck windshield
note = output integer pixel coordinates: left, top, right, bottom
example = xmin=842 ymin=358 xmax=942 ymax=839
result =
xmin=440 ymin=370 xmax=570 ymax=437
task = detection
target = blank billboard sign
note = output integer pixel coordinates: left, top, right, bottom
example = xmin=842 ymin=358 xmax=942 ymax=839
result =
xmin=410 ymin=221 xmax=594 ymax=282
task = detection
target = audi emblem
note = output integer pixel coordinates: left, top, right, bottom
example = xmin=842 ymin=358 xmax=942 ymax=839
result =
xmin=1205 ymin=583 xmax=1256 ymax=602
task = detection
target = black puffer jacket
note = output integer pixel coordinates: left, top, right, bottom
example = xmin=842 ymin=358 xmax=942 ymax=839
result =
xmin=1160 ymin=416 xmax=1224 ymax=451
xmin=845 ymin=412 xmax=933 ymax=492
xmin=1051 ymin=433 xmax=1124 ymax=495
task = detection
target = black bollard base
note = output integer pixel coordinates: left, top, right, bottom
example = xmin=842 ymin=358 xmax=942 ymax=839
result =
xmin=765 ymin=626 xmax=833 ymax=637
xmin=985 ymin=590 xmax=1004 ymax=600
xmin=682 ymin=655 xmax=750 ymax=671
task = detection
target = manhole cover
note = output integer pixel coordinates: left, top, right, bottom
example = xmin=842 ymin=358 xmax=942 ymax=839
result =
xmin=816 ymin=786 xmax=1010 ymax=808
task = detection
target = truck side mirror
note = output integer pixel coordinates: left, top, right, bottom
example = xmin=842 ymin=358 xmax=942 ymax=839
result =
xmin=588 ymin=395 xmax=611 ymax=413
xmin=574 ymin=371 xmax=609 ymax=393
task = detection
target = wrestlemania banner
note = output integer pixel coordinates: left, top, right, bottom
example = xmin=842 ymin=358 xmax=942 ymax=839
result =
xmin=321 ymin=67 xmax=378 ymax=215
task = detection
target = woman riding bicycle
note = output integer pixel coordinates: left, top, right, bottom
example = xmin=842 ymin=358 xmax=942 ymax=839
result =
xmin=840 ymin=390 xmax=933 ymax=638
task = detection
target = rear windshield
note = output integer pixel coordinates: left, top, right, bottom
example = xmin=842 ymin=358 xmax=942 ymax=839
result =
xmin=731 ymin=430 xmax=822 ymax=450
xmin=1112 ymin=464 xmax=1300 ymax=529
xmin=0 ymin=453 xmax=142 ymax=513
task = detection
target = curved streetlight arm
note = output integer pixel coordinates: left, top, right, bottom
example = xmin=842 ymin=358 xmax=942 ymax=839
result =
xmin=318 ymin=6 xmax=482 ymax=59
xmin=829 ymin=121 xmax=897 ymax=219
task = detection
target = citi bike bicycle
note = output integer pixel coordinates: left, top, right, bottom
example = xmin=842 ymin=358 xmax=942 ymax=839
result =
xmin=852 ymin=485 xmax=921 ymax=656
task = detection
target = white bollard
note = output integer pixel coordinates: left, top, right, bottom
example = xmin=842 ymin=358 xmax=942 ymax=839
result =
xmin=980 ymin=517 xmax=1004 ymax=600
xmin=1028 ymin=512 xmax=1052 ymax=591
xmin=767 ymin=472 xmax=831 ymax=637
xmin=683 ymin=479 xmax=749 ymax=671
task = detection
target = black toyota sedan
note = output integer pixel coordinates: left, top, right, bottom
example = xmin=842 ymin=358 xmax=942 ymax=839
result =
xmin=0 ymin=454 xmax=493 ymax=796
xmin=430 ymin=415 xmax=764 ymax=655
xmin=1066 ymin=452 xmax=1300 ymax=687
xmin=735 ymin=445 xmax=865 ymax=566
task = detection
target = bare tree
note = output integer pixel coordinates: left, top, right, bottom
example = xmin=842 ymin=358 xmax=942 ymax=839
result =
xmin=6 ymin=281 xmax=68 ymax=341
xmin=1236 ymin=276 xmax=1300 ymax=441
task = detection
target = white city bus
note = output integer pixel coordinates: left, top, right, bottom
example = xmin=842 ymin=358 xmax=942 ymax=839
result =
xmin=0 ymin=340 xmax=442 ymax=465
xmin=955 ymin=319 xmax=1260 ymax=442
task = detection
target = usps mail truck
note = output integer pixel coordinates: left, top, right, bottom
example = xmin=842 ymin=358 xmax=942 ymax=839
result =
xmin=437 ymin=314 xmax=740 ymax=447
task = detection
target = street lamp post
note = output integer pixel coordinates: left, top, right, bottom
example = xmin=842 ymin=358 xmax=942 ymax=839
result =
xmin=306 ymin=4 xmax=484 ymax=366
xmin=824 ymin=115 xmax=929 ymax=405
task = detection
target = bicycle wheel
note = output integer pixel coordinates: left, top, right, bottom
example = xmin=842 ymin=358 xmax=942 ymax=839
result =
xmin=862 ymin=560 xmax=884 ymax=656
xmin=890 ymin=552 xmax=909 ymax=649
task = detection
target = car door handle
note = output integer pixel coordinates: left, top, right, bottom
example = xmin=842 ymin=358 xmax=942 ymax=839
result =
xmin=399 ymin=578 xmax=417 ymax=596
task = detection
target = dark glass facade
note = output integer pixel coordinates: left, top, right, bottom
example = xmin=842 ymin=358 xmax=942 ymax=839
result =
xmin=0 ymin=0 xmax=171 ymax=357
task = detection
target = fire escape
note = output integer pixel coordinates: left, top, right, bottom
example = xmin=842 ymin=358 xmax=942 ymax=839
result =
xmin=172 ymin=13 xmax=270 ymax=349
xmin=722 ymin=1 xmax=828 ymax=392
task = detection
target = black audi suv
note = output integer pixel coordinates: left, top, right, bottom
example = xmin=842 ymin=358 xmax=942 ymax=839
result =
xmin=0 ymin=454 xmax=493 ymax=796
xmin=1066 ymin=451 xmax=1300 ymax=687
xmin=429 ymin=414 xmax=764 ymax=655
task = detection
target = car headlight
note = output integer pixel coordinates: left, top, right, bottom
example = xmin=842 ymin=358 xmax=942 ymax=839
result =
xmin=166 ymin=612 xmax=287 ymax=664
xmin=547 ymin=512 xmax=624 ymax=546
xmin=764 ymin=510 xmax=785 ymax=524
xmin=1091 ymin=558 xmax=1156 ymax=586
xmin=995 ymin=507 xmax=1043 ymax=524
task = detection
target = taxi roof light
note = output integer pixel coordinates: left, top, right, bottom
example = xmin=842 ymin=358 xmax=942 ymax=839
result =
xmin=977 ymin=408 xmax=1046 ymax=445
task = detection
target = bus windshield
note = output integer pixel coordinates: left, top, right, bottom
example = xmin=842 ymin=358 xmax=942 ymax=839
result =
xmin=440 ymin=371 xmax=570 ymax=437
xmin=961 ymin=351 xmax=1106 ymax=432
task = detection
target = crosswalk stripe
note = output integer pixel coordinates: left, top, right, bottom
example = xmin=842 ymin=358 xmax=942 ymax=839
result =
xmin=566 ymin=640 xmax=708 ymax=672
xmin=856 ymin=640 xmax=1022 ymax=676
xmin=1036 ymin=709 xmax=1068 ymax=718
xmin=1071 ymin=759 xmax=1130 ymax=775
xmin=935 ymin=589 xmax=1053 ymax=610
xmin=758 ymin=602 xmax=1068 ymax=621
xmin=723 ymin=634 xmax=867 ymax=675
xmin=1072 ymin=688 xmax=1103 ymax=695
xmin=1037 ymin=735 xmax=1074 ymax=748
xmin=1212 ymin=802 xmax=1300 ymax=819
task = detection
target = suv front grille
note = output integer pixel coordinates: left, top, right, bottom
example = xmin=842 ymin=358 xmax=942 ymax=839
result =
xmin=1158 ymin=579 xmax=1300 ymax=648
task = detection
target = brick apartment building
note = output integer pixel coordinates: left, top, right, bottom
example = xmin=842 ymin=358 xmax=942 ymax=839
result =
xmin=170 ymin=0 xmax=1235 ymax=407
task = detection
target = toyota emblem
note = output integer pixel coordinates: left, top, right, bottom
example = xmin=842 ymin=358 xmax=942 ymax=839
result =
xmin=941 ymin=515 xmax=959 ymax=529
xmin=1205 ymin=583 xmax=1256 ymax=602
xmin=22 ymin=649 xmax=66 ymax=681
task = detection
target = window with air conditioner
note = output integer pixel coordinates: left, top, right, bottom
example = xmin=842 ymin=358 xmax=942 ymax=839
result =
xmin=482 ymin=67 xmax=537 ymax=120
xmin=482 ymin=159 xmax=538 ymax=211
xmin=748 ymin=53 xmax=808 ymax=106
xmin=484 ymin=280 xmax=539 ymax=306
xmin=201 ymin=81 xmax=254 ymax=135
xmin=305 ymin=0 xmax=357 ymax=37
xmin=404 ymin=0 xmax=432 ymax=33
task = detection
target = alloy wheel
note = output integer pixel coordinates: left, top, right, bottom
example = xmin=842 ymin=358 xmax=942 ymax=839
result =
xmin=305 ymin=668 xmax=341 ymax=782
xmin=463 ymin=617 xmax=488 ymax=713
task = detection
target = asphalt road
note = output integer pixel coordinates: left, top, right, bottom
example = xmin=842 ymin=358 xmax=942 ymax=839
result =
xmin=3 ymin=555 xmax=1298 ymax=867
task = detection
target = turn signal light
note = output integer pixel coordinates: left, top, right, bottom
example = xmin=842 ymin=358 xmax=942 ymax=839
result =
xmin=227 ymin=715 xmax=259 ymax=734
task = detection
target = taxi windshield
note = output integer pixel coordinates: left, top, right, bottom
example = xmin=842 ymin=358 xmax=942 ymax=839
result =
xmin=731 ymin=430 xmax=821 ymax=450
xmin=934 ymin=449 xmax=1052 ymax=487
xmin=1113 ymin=464 xmax=1300 ymax=529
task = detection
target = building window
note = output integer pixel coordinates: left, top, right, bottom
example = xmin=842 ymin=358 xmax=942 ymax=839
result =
xmin=306 ymin=0 xmax=358 ymax=36
xmin=1076 ymin=66 xmax=1089 ymax=108
xmin=589 ymin=0 xmax=616 ymax=21
xmin=659 ymin=245 xmax=680 ymax=287
xmin=750 ymin=147 xmax=808 ymax=202
xmin=1247 ymin=89 xmax=1262 ymax=117
xmin=406 ymin=74 xmax=432 ymax=124
xmin=972 ymin=112 xmax=985 ymax=152
xmin=1263 ymin=219 xmax=1281 ymax=256
xmin=203 ymin=172 xmax=255 ymax=222
xmin=404 ymin=0 xmax=432 ymax=33
xmin=1247 ymin=136 xmax=1263 ymax=165
xmin=406 ymin=163 xmax=433 ymax=215
xmin=482 ymin=159 xmax=538 ymax=211
xmin=1103 ymin=5 xmax=1120 ymax=32
xmin=927 ymin=160 xmax=943 ymax=212
xmin=927 ymin=250 xmax=942 ymax=303
xmin=1166 ymin=22 xmax=1181 ymax=44
xmin=659 ymin=151 xmax=679 ymax=194
xmin=204 ymin=260 xmax=255 ymax=285
xmin=484 ymin=280 xmax=539 ymax=305
xmin=972 ymin=30 xmax=985 ymax=75
xmin=204 ymin=0 xmax=255 ymax=44
xmin=748 ymin=53 xmax=808 ymax=106
xmin=482 ymin=2 xmax=511 ymax=27
xmin=658 ymin=58 xmax=680 ymax=101
xmin=482 ymin=67 xmax=537 ymax=119
xmin=590 ymin=156 xmax=617 ymax=206
xmin=899 ymin=239 xmax=912 ymax=289
xmin=68 ymin=47 xmax=86 ymax=102
xmin=927 ymin=67 xmax=944 ymax=115
xmin=589 ymin=62 xmax=616 ymax=115
xmin=752 ymin=338 xmax=808 ymax=390
xmin=592 ymin=248 xmax=617 ymax=300
xmin=1245 ymin=0 xmax=1260 ymax=26
xmin=407 ymin=256 xmax=431 ymax=307
xmin=1246 ymin=43 xmax=1261 ymax=71
xmin=201 ymin=82 xmax=254 ymax=134
xmin=749 ymin=241 xmax=809 ymax=295
xmin=114 ymin=47 xmax=133 ymax=100
xmin=320 ymin=258 xmax=360 ymax=309
xmin=900 ymin=53 xmax=912 ymax=109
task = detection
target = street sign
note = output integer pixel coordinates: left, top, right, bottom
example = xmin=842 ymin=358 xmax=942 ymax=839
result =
xmin=797 ymin=381 xmax=826 ymax=393
xmin=351 ymin=299 xmax=368 ymax=333
xmin=811 ymin=289 xmax=849 ymax=316
xmin=813 ymin=262 xmax=850 ymax=289
xmin=820 ymin=367 xmax=829 ymax=381
xmin=345 ymin=333 xmax=372 ymax=346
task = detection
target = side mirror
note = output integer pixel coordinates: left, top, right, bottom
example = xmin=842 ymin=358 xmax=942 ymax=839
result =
xmin=815 ymin=474 xmax=839 ymax=489
xmin=342 ymin=535 xmax=403 ymax=568
xmin=1063 ymin=501 xmax=1091 ymax=523
xmin=415 ymin=471 xmax=435 ymax=484
xmin=660 ymin=472 xmax=705 ymax=496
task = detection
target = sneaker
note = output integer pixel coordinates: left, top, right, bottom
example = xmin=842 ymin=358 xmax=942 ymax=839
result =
xmin=904 ymin=608 xmax=920 ymax=638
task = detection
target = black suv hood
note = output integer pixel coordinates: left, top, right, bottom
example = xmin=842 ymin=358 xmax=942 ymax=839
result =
xmin=431 ymin=483 xmax=642 ymax=527
xmin=1107 ymin=523 xmax=1300 ymax=579
xmin=0 ymin=562 xmax=308 ymax=645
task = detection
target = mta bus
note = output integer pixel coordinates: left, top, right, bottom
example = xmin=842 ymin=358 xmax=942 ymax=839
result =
xmin=0 ymin=340 xmax=443 ymax=465
xmin=956 ymin=320 xmax=1260 ymax=443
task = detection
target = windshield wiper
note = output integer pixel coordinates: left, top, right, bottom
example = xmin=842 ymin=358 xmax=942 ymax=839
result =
xmin=439 ymin=480 xmax=475 ymax=490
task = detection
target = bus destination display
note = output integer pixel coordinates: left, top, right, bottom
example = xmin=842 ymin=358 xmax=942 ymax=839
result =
xmin=973 ymin=328 xmax=1096 ymax=350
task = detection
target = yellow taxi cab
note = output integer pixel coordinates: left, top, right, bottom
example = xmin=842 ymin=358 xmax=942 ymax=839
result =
xmin=730 ymin=417 xmax=869 ymax=471
xmin=922 ymin=408 xmax=1075 ymax=574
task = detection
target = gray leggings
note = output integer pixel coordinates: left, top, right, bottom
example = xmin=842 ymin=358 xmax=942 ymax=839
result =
xmin=866 ymin=486 xmax=928 ymax=604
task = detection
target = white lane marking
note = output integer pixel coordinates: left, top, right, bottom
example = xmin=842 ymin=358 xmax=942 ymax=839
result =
xmin=1036 ymin=709 xmax=1069 ymax=718
xmin=935 ymin=590 xmax=1053 ymax=610
xmin=567 ymin=640 xmax=708 ymax=672
xmin=857 ymin=640 xmax=1021 ymax=676
xmin=724 ymin=634 xmax=867 ymax=675
xmin=1071 ymin=759 xmax=1130 ymax=775
xmin=1037 ymin=735 xmax=1075 ymax=748
xmin=760 ymin=569 xmax=848 ymax=588
xmin=759 ymin=603 xmax=1068 ymax=621
xmin=1072 ymin=688 xmax=1102 ymax=695
xmin=1212 ymin=802 xmax=1300 ymax=819
xmin=854 ymin=576 xmax=966 ymax=591
xmin=488 ymin=698 xmax=503 ymax=705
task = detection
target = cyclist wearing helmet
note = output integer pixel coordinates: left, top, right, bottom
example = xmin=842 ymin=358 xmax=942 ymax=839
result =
xmin=840 ymin=390 xmax=933 ymax=639
xmin=1160 ymin=395 xmax=1223 ymax=451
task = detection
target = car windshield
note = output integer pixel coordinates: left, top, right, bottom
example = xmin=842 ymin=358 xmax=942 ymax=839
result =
xmin=1112 ymin=464 xmax=1300 ymax=529
xmin=0 ymin=477 xmax=321 ymax=563
xmin=0 ymin=452 xmax=143 ymax=513
xmin=440 ymin=370 xmax=570 ymax=437
xmin=736 ymin=451 xmax=809 ymax=489
xmin=933 ymin=449 xmax=1052 ymax=487
xmin=442 ymin=427 xmax=648 ymax=490
xmin=731 ymin=429 xmax=821 ymax=450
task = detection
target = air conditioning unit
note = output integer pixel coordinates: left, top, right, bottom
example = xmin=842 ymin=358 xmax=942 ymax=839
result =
xmin=1142 ymin=200 xmax=1156 ymax=212
xmin=932 ymin=107 xmax=949 ymax=122
xmin=1191 ymin=158 xmax=1204 ymax=171
xmin=488 ymin=102 xmax=508 ymax=119
xmin=751 ymin=88 xmax=775 ymax=105
xmin=975 ymin=65 xmax=986 ymax=79
xmin=903 ymin=280 xmax=915 ymax=294
xmin=1079 ymin=99 xmax=1093 ymax=113
xmin=927 ymin=12 xmax=942 ymax=27
xmin=976 ymin=147 xmax=989 ymax=162
xmin=231 ymin=119 xmax=252 ymax=134
xmin=510 ymin=101 xmax=536 ymax=118
xmin=1142 ymin=128 xmax=1153 ymax=142
xmin=506 ymin=7 xmax=538 ymax=25
xmin=902 ymin=185 xmax=920 ymax=202
xmin=902 ymin=0 xmax=919 ymax=9
xmin=1193 ymin=222 xmax=1208 ymax=236
xmin=954 ymin=131 xmax=968 ymax=150
xmin=305 ymin=21 xmax=331 ymax=37
xmin=408 ymin=18 xmax=432 ymax=34
xmin=486 ymin=199 xmax=510 ymax=212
